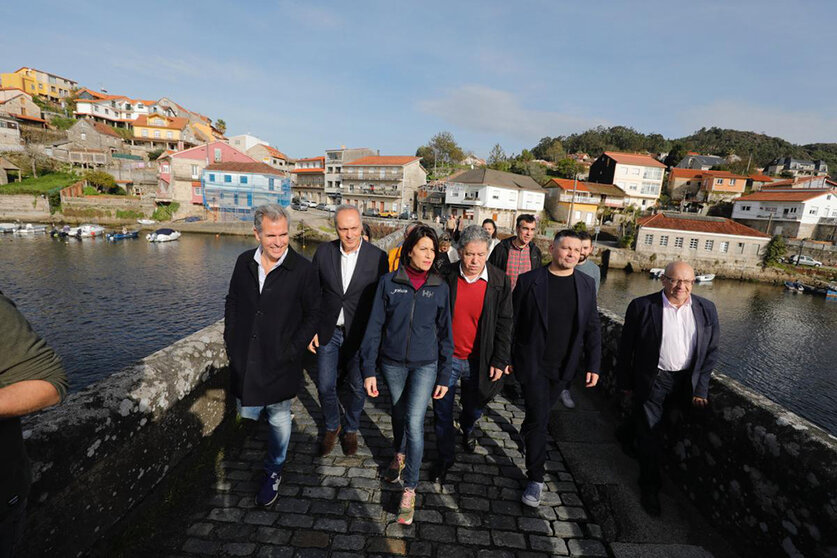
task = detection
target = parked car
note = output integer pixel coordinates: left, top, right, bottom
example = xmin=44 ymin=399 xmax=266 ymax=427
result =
xmin=379 ymin=210 xmax=397 ymax=218
xmin=362 ymin=208 xmax=380 ymax=218
xmin=789 ymin=254 xmax=823 ymax=267
xmin=307 ymin=200 xmax=319 ymax=208
xmin=316 ymin=203 xmax=327 ymax=211
xmin=291 ymin=202 xmax=307 ymax=211
xmin=398 ymin=211 xmax=418 ymax=220
xmin=324 ymin=204 xmax=337 ymax=212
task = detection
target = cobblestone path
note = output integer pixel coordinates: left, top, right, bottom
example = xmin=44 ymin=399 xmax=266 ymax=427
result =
xmin=177 ymin=372 xmax=608 ymax=557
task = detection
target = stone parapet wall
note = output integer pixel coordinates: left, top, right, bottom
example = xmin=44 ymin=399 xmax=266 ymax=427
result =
xmin=0 ymin=193 xmax=51 ymax=219
xmin=597 ymin=309 xmax=837 ymax=558
xmin=19 ymin=322 xmax=231 ymax=557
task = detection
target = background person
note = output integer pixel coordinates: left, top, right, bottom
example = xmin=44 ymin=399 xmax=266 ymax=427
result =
xmin=481 ymin=218 xmax=500 ymax=257
xmin=360 ymin=225 xmax=453 ymax=526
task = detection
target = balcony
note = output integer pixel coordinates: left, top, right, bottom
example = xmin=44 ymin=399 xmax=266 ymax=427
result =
xmin=345 ymin=186 xmax=401 ymax=198
xmin=343 ymin=172 xmax=403 ymax=182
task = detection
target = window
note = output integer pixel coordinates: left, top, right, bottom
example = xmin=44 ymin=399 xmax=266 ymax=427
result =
xmin=233 ymin=193 xmax=239 ymax=205
xmin=224 ymin=175 xmax=232 ymax=183
xmin=740 ymin=205 xmax=751 ymax=211
xmin=214 ymin=148 xmax=221 ymax=162
xmin=142 ymin=129 xmax=148 ymax=137
xmin=631 ymin=167 xmax=640 ymax=176
xmin=154 ymin=130 xmax=160 ymax=138
xmin=659 ymin=235 xmax=669 ymax=246
xmin=809 ymin=207 xmax=818 ymax=215
xmin=717 ymin=179 xmax=724 ymax=185
xmin=704 ymin=240 xmax=714 ymax=251
xmin=729 ymin=179 xmax=736 ymax=186
xmin=209 ymin=174 xmax=215 ymax=182
xmin=166 ymin=131 xmax=173 ymax=139
xmin=269 ymin=178 xmax=275 ymax=191
xmin=191 ymin=164 xmax=199 ymax=178
xmin=689 ymin=238 xmax=698 ymax=249
xmin=240 ymin=176 xmax=248 ymax=184
xmin=644 ymin=234 xmax=654 ymax=245
xmin=193 ymin=187 xmax=201 ymax=196
xmin=80 ymin=132 xmax=86 ymax=141
xmin=720 ymin=241 xmax=729 ymax=253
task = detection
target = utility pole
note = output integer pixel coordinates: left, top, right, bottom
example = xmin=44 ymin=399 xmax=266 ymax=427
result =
xmin=567 ymin=172 xmax=578 ymax=227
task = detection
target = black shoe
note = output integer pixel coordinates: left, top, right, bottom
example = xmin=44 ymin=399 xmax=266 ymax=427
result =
xmin=502 ymin=383 xmax=520 ymax=401
xmin=461 ymin=432 xmax=476 ymax=454
xmin=429 ymin=461 xmax=450 ymax=484
xmin=640 ymin=488 xmax=661 ymax=517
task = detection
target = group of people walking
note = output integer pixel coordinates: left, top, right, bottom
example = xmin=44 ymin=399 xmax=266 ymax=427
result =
xmin=222 ymin=203 xmax=720 ymax=528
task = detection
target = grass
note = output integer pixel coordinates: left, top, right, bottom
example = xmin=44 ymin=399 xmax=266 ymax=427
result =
xmin=151 ymin=202 xmax=180 ymax=222
xmin=0 ymin=172 xmax=80 ymax=195
xmin=116 ymin=209 xmax=145 ymax=220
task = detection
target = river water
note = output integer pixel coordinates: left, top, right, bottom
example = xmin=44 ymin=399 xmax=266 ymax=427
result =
xmin=1 ymin=234 xmax=834 ymax=434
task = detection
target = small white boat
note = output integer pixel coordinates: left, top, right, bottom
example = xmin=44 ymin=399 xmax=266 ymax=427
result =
xmin=146 ymin=228 xmax=181 ymax=242
xmin=77 ymin=224 xmax=106 ymax=238
xmin=649 ymin=268 xmax=665 ymax=278
xmin=0 ymin=223 xmax=17 ymax=233
xmin=12 ymin=223 xmax=47 ymax=234
xmin=137 ymin=218 xmax=157 ymax=225
xmin=695 ymin=274 xmax=715 ymax=283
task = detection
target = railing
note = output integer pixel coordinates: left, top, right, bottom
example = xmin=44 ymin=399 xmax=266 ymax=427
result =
xmin=345 ymin=187 xmax=401 ymax=197
xmin=343 ymin=173 xmax=403 ymax=182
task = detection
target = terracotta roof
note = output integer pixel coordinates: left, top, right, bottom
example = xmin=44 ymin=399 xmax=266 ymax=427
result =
xmin=450 ymin=168 xmax=542 ymax=192
xmin=545 ymin=178 xmax=591 ymax=192
xmin=8 ymin=113 xmax=46 ymax=123
xmin=748 ymin=173 xmax=774 ymax=182
xmin=295 ymin=156 xmax=325 ymax=163
xmin=91 ymin=120 xmax=122 ymax=138
xmin=545 ymin=178 xmax=627 ymax=197
xmin=699 ymin=170 xmax=748 ymax=181
xmin=263 ymin=145 xmax=288 ymax=160
xmin=292 ymin=168 xmax=325 ymax=174
xmin=734 ymin=189 xmax=835 ymax=202
xmin=133 ymin=114 xmax=188 ymax=130
xmin=603 ymin=151 xmax=666 ymax=168
xmin=344 ymin=156 xmax=421 ymax=166
xmin=668 ymin=168 xmax=705 ymax=179
xmin=638 ymin=213 xmax=769 ymax=238
xmin=205 ymin=161 xmax=284 ymax=175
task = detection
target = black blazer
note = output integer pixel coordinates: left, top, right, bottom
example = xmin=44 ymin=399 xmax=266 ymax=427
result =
xmin=615 ymin=291 xmax=720 ymax=401
xmin=224 ymin=247 xmax=320 ymax=406
xmin=511 ymin=266 xmax=601 ymax=384
xmin=312 ymin=239 xmax=388 ymax=355
xmin=443 ymin=262 xmax=513 ymax=406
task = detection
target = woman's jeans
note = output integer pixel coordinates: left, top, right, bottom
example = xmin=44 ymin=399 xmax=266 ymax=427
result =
xmin=380 ymin=361 xmax=438 ymax=489
xmin=238 ymin=398 xmax=293 ymax=474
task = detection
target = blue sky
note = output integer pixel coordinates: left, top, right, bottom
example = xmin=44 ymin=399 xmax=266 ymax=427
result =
xmin=2 ymin=0 xmax=835 ymax=158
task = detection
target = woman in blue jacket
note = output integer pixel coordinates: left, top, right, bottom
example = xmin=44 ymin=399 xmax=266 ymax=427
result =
xmin=361 ymin=225 xmax=454 ymax=525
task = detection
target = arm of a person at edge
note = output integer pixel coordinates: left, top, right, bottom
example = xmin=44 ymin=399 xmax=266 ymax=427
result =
xmin=0 ymin=380 xmax=60 ymax=418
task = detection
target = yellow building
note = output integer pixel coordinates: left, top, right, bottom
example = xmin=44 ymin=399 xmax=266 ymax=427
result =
xmin=0 ymin=67 xmax=77 ymax=104
xmin=132 ymin=114 xmax=188 ymax=140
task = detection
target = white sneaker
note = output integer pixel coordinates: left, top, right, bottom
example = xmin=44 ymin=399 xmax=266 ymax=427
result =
xmin=521 ymin=481 xmax=544 ymax=508
xmin=560 ymin=389 xmax=576 ymax=409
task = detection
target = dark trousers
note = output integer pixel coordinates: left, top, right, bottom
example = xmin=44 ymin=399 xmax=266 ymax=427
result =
xmin=0 ymin=497 xmax=27 ymax=558
xmin=521 ymin=372 xmax=564 ymax=483
xmin=636 ymin=368 xmax=692 ymax=490
xmin=433 ymin=357 xmax=484 ymax=466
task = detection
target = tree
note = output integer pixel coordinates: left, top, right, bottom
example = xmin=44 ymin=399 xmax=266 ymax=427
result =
xmin=572 ymin=221 xmax=587 ymax=233
xmin=147 ymin=148 xmax=165 ymax=161
xmin=415 ymin=145 xmax=434 ymax=171
xmin=215 ymin=119 xmax=227 ymax=133
xmin=84 ymin=170 xmax=118 ymax=194
xmin=552 ymin=158 xmax=584 ymax=179
xmin=416 ymin=131 xmax=466 ymax=174
xmin=762 ymin=235 xmax=787 ymax=266
xmin=664 ymin=142 xmax=687 ymax=168
xmin=487 ymin=144 xmax=510 ymax=171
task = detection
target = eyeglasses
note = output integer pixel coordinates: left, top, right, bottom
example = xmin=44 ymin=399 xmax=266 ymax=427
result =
xmin=662 ymin=275 xmax=694 ymax=286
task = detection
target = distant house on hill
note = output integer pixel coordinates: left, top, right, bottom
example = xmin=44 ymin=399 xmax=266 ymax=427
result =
xmin=588 ymin=151 xmax=665 ymax=209
xmin=732 ymin=186 xmax=837 ymax=239
xmin=676 ymin=153 xmax=726 ymax=170
xmin=766 ymin=157 xmax=828 ymax=178
xmin=543 ymin=178 xmax=626 ymax=227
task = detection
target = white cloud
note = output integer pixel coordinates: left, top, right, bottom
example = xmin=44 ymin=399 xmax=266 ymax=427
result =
xmin=679 ymin=100 xmax=837 ymax=145
xmin=417 ymin=85 xmax=607 ymax=141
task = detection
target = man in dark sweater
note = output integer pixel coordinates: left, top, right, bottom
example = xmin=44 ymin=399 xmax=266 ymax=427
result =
xmin=511 ymin=230 xmax=601 ymax=508
xmin=0 ymin=292 xmax=68 ymax=557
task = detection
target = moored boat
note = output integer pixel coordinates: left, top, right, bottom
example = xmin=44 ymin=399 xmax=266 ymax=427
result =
xmin=649 ymin=268 xmax=664 ymax=278
xmin=695 ymin=274 xmax=715 ymax=283
xmin=12 ymin=223 xmax=47 ymax=234
xmin=0 ymin=223 xmax=17 ymax=233
xmin=146 ymin=228 xmax=181 ymax=242
xmin=74 ymin=224 xmax=106 ymax=238
xmin=106 ymin=231 xmax=139 ymax=241
xmin=784 ymin=281 xmax=804 ymax=293
xmin=137 ymin=218 xmax=157 ymax=225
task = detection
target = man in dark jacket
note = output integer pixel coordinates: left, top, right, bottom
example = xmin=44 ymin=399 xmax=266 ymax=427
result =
xmin=224 ymin=204 xmax=319 ymax=507
xmin=430 ymin=226 xmax=513 ymax=484
xmin=1 ymin=291 xmax=68 ymax=557
xmin=487 ymin=213 xmax=543 ymax=401
xmin=512 ymin=229 xmax=601 ymax=508
xmin=615 ymin=261 xmax=719 ymax=516
xmin=308 ymin=205 xmax=387 ymax=457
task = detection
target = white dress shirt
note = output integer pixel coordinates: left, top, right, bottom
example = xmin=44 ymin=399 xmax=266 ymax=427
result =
xmin=459 ymin=263 xmax=489 ymax=284
xmin=658 ymin=292 xmax=697 ymax=371
xmin=336 ymin=241 xmax=362 ymax=326
xmin=253 ymin=245 xmax=288 ymax=293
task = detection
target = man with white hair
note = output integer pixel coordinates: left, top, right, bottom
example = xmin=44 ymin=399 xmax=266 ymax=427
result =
xmin=224 ymin=204 xmax=320 ymax=508
xmin=616 ymin=260 xmax=720 ymax=517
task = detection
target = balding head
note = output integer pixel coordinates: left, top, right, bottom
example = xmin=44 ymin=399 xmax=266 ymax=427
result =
xmin=662 ymin=261 xmax=695 ymax=307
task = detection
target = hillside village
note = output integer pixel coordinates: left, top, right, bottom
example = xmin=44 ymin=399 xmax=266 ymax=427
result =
xmin=1 ymin=65 xmax=836 ymax=273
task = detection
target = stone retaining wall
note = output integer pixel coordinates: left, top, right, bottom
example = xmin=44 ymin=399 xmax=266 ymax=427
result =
xmin=0 ymin=194 xmax=51 ymax=220
xmin=19 ymin=322 xmax=231 ymax=557
xmin=597 ymin=308 xmax=837 ymax=558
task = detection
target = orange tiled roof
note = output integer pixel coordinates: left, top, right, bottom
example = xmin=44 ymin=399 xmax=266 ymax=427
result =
xmin=748 ymin=173 xmax=774 ymax=182
xmin=638 ymin=213 xmax=769 ymax=238
xmin=133 ymin=114 xmax=188 ymax=130
xmin=669 ymin=168 xmax=705 ymax=179
xmin=545 ymin=178 xmax=591 ymax=192
xmin=206 ymin=161 xmax=285 ymax=174
xmin=603 ymin=151 xmax=666 ymax=168
xmin=295 ymin=156 xmax=325 ymax=163
xmin=699 ymin=170 xmax=748 ymax=180
xmin=90 ymin=120 xmax=122 ymax=139
xmin=735 ymin=189 xmax=835 ymax=202
xmin=8 ymin=113 xmax=46 ymax=123
xmin=263 ymin=145 xmax=288 ymax=160
xmin=292 ymin=168 xmax=325 ymax=174
xmin=344 ymin=156 xmax=421 ymax=166
xmin=13 ymin=66 xmax=77 ymax=83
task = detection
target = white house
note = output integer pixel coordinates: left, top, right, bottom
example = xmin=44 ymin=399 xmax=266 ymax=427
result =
xmin=588 ymin=151 xmax=665 ymax=209
xmin=732 ymin=188 xmax=837 ymax=239
xmin=227 ymin=134 xmax=269 ymax=153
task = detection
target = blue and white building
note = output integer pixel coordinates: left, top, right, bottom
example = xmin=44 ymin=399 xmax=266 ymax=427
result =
xmin=202 ymin=161 xmax=292 ymax=221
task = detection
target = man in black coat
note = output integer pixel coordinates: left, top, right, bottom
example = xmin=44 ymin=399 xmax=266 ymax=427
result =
xmin=512 ymin=229 xmax=601 ymax=508
xmin=615 ymin=261 xmax=719 ymax=517
xmin=430 ymin=225 xmax=513 ymax=484
xmin=224 ymin=204 xmax=319 ymax=507
xmin=308 ymin=205 xmax=387 ymax=457
xmin=487 ymin=213 xmax=543 ymax=401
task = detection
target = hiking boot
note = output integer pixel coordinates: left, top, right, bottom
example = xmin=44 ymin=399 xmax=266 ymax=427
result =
xmin=319 ymin=425 xmax=342 ymax=457
xmin=255 ymin=471 xmax=281 ymax=507
xmin=397 ymin=488 xmax=416 ymax=525
xmin=429 ymin=461 xmax=451 ymax=484
xmin=384 ymin=453 xmax=406 ymax=483
xmin=560 ymin=389 xmax=576 ymax=409
xmin=521 ymin=481 xmax=544 ymax=508
xmin=341 ymin=431 xmax=358 ymax=456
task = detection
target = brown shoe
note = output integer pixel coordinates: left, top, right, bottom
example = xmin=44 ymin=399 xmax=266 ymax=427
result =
xmin=341 ymin=432 xmax=358 ymax=456
xmin=319 ymin=425 xmax=341 ymax=456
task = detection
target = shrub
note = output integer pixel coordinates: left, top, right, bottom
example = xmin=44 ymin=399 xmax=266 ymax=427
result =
xmin=151 ymin=202 xmax=180 ymax=221
xmin=116 ymin=209 xmax=145 ymax=220
xmin=762 ymin=235 xmax=787 ymax=266
xmin=571 ymin=221 xmax=587 ymax=233
xmin=84 ymin=170 xmax=116 ymax=192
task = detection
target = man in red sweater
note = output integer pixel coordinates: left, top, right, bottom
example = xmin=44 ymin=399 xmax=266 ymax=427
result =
xmin=431 ymin=225 xmax=514 ymax=484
